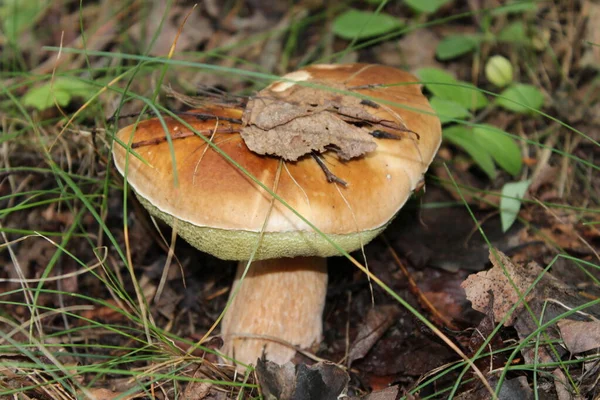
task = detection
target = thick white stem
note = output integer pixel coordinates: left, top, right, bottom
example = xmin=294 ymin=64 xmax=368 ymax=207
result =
xmin=221 ymin=257 xmax=328 ymax=367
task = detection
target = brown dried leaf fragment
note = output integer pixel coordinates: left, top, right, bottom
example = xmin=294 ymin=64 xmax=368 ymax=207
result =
xmin=241 ymin=110 xmax=376 ymax=161
xmin=240 ymin=70 xmax=410 ymax=161
xmin=461 ymin=248 xmax=600 ymax=375
xmin=348 ymin=305 xmax=401 ymax=366
xmin=461 ymin=249 xmax=568 ymax=326
xmin=557 ymin=320 xmax=600 ymax=354
xmin=256 ymin=359 xmax=349 ymax=400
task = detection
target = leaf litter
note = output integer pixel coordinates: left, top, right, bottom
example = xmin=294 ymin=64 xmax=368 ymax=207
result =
xmin=240 ymin=79 xmax=410 ymax=161
xmin=462 ymin=249 xmax=600 ymax=398
xmin=3 ymin=0 xmax=600 ymax=399
xmin=256 ymin=359 xmax=349 ymax=400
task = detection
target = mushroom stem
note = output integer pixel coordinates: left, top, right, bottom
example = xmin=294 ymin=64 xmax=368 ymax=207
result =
xmin=221 ymin=256 xmax=328 ymax=366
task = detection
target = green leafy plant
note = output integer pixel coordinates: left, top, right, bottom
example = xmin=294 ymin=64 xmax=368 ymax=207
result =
xmin=429 ymin=97 xmax=472 ymax=123
xmin=417 ymin=67 xmax=523 ymax=179
xmin=23 ymin=77 xmax=96 ymax=111
xmin=436 ymin=35 xmax=482 ymax=61
xmin=435 ymin=2 xmax=537 ymax=60
xmin=0 ymin=0 xmax=45 ymax=42
xmin=497 ymin=83 xmax=545 ymax=113
xmin=500 ymin=179 xmax=531 ymax=232
xmin=405 ymin=0 xmax=452 ymax=14
xmin=442 ymin=125 xmax=522 ymax=179
xmin=417 ymin=67 xmax=488 ymax=110
xmin=332 ymin=9 xmax=403 ymax=40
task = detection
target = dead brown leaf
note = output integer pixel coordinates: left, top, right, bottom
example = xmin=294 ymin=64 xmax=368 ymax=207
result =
xmin=552 ymin=368 xmax=576 ymax=400
xmin=241 ymin=78 xmax=407 ymax=161
xmin=348 ymin=305 xmax=401 ymax=366
xmin=465 ymin=292 xmax=508 ymax=373
xmin=81 ymin=388 xmax=140 ymax=400
xmin=557 ymin=319 xmax=600 ymax=354
xmin=182 ymin=365 xmax=212 ymax=400
xmin=358 ymin=385 xmax=401 ymax=400
xmin=455 ymin=376 xmax=534 ymax=400
xmin=256 ymin=359 xmax=349 ymax=400
xmin=461 ymin=249 xmax=567 ymax=326
xmin=462 ymin=248 xmax=600 ymax=371
xmin=241 ymin=110 xmax=376 ymax=161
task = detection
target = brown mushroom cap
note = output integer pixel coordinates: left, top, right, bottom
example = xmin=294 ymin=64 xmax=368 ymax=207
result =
xmin=112 ymin=63 xmax=441 ymax=261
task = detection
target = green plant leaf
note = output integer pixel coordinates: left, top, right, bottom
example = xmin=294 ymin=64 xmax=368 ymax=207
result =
xmin=0 ymin=0 xmax=44 ymax=40
xmin=498 ymin=21 xmax=529 ymax=45
xmin=436 ymin=34 xmax=481 ymax=60
xmin=405 ymin=0 xmax=451 ymax=14
xmin=492 ymin=1 xmax=538 ymax=15
xmin=332 ymin=9 xmax=403 ymax=40
xmin=416 ymin=68 xmax=489 ymax=110
xmin=500 ymin=179 xmax=531 ymax=232
xmin=472 ymin=125 xmax=522 ymax=176
xmin=429 ymin=97 xmax=471 ymax=123
xmin=23 ymin=77 xmax=96 ymax=111
xmin=443 ymin=125 xmax=497 ymax=179
xmin=497 ymin=83 xmax=544 ymax=113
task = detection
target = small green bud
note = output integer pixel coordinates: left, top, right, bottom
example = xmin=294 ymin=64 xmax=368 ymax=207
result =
xmin=485 ymin=55 xmax=514 ymax=88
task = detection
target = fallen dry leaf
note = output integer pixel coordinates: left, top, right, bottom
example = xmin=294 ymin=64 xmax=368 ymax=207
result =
xmin=356 ymin=385 xmax=400 ymax=400
xmin=461 ymin=249 xmax=570 ymax=325
xmin=256 ymin=359 xmax=349 ymax=400
xmin=455 ymin=376 xmax=534 ymax=400
xmin=241 ymin=72 xmax=409 ymax=161
xmin=463 ymin=250 xmax=542 ymax=325
xmin=462 ymin=248 xmax=600 ymax=374
xmin=348 ymin=305 xmax=401 ymax=366
xmin=81 ymin=388 xmax=140 ymax=400
xmin=182 ymin=365 xmax=212 ymax=400
xmin=242 ymin=109 xmax=376 ymax=161
xmin=465 ymin=292 xmax=509 ymax=373
xmin=557 ymin=319 xmax=600 ymax=354
xmin=552 ymin=368 xmax=574 ymax=400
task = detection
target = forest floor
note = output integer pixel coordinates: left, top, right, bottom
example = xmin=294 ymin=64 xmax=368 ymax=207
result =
xmin=1 ymin=1 xmax=599 ymax=399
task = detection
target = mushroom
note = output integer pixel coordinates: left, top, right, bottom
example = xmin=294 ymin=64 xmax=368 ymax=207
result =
xmin=112 ymin=64 xmax=441 ymax=368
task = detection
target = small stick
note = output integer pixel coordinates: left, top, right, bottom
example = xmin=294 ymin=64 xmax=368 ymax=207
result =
xmin=131 ymin=128 xmax=239 ymax=148
xmin=107 ymin=110 xmax=243 ymax=125
xmin=311 ymin=152 xmax=347 ymax=186
xmin=174 ymin=111 xmax=242 ymax=124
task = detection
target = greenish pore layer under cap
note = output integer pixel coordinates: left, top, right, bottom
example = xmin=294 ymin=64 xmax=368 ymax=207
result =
xmin=137 ymin=195 xmax=388 ymax=261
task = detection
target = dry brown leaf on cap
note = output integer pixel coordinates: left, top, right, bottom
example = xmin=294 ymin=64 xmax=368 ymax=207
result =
xmin=241 ymin=64 xmax=421 ymax=161
xmin=557 ymin=319 xmax=600 ymax=354
xmin=241 ymin=109 xmax=376 ymax=161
